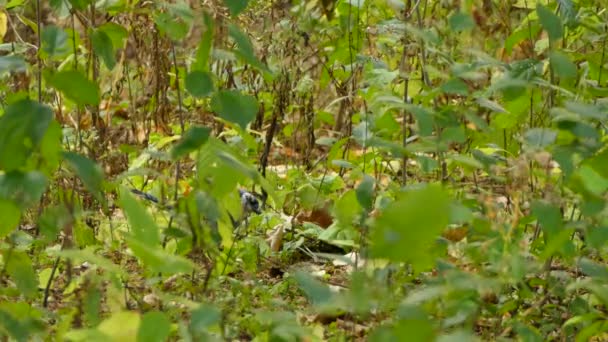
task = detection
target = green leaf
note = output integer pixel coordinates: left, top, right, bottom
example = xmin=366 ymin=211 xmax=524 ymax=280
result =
xmin=356 ymin=174 xmax=374 ymax=211
xmin=185 ymin=71 xmax=214 ymax=98
xmin=38 ymin=205 xmax=70 ymax=242
xmin=154 ymin=12 xmax=188 ymax=41
xmin=370 ymin=184 xmax=450 ymax=270
xmin=119 ymin=187 xmax=160 ymax=247
xmin=47 ymin=70 xmax=100 ymax=106
xmin=537 ymin=4 xmax=563 ymax=41
xmin=62 ymin=152 xmax=105 ymax=203
xmin=41 ymin=25 xmax=69 ymax=58
xmin=211 ymin=90 xmax=258 ymax=129
xmin=91 ymin=29 xmax=116 ymax=70
xmin=0 ymin=199 xmax=21 ymax=238
xmin=440 ymin=78 xmax=469 ymax=96
xmin=190 ymin=304 xmax=221 ymax=334
xmin=0 ymin=99 xmax=53 ymax=171
xmin=192 ymin=12 xmax=214 ymax=72
xmin=0 ymin=55 xmax=26 ymax=75
xmin=4 ymin=250 xmax=38 ymax=298
xmin=334 ymin=190 xmax=361 ymax=224
xmin=224 ymin=0 xmax=248 ymax=16
xmin=550 ymin=51 xmax=577 ymax=79
xmin=126 ymin=237 xmax=194 ymax=275
xmin=98 ymin=311 xmax=140 ymax=341
xmin=0 ymin=171 xmax=48 ymax=210
xmin=524 ymin=128 xmax=556 ymax=148
xmin=228 ymin=24 xmax=269 ymax=73
xmin=293 ymin=271 xmax=334 ymax=305
xmin=531 ymin=200 xmax=563 ymax=241
xmin=448 ymin=12 xmax=475 ymax=32
xmin=171 ymin=125 xmax=211 ymax=159
xmin=97 ymin=23 xmax=128 ymax=48
xmin=579 ymin=258 xmax=608 ymax=281
xmin=138 ymin=311 xmax=171 ymax=342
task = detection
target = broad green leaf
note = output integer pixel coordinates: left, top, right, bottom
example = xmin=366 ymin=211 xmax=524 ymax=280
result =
xmin=126 ymin=237 xmax=195 ymax=275
xmin=98 ymin=311 xmax=140 ymax=342
xmin=97 ymin=22 xmax=128 ymax=48
xmin=190 ymin=304 xmax=221 ymax=334
xmin=185 ymin=71 xmax=214 ymax=98
xmin=564 ymin=101 xmax=607 ymax=121
xmin=84 ymin=286 xmax=102 ymax=326
xmin=224 ymin=0 xmax=248 ymax=16
xmin=119 ymin=187 xmax=160 ymax=247
xmin=68 ymin=0 xmax=94 ymax=10
xmin=41 ymin=25 xmax=69 ymax=58
xmin=524 ymin=128 xmax=556 ymax=148
xmin=531 ymin=200 xmax=562 ymax=241
xmin=356 ymin=174 xmax=374 ymax=211
xmin=39 ymin=120 xmax=63 ymax=174
xmin=370 ymin=184 xmax=450 ymax=270
xmin=4 ymin=250 xmax=38 ymax=298
xmin=91 ymin=28 xmax=116 ymax=70
xmin=0 ymin=199 xmax=21 ymax=238
xmin=154 ymin=12 xmax=188 ymax=41
xmin=138 ymin=311 xmax=171 ymax=342
xmin=228 ymin=24 xmax=269 ymax=73
xmin=0 ymin=171 xmax=48 ymax=210
xmin=211 ymin=90 xmax=258 ymax=129
xmin=440 ymin=78 xmax=469 ymax=96
xmin=579 ymin=258 xmax=608 ymax=281
xmin=293 ymin=271 xmax=334 ymax=306
xmin=448 ymin=12 xmax=475 ymax=32
xmin=38 ymin=205 xmax=70 ymax=242
xmin=192 ymin=12 xmax=214 ymax=72
xmin=0 ymin=99 xmax=53 ymax=171
xmin=47 ymin=70 xmax=100 ymax=106
xmin=171 ymin=125 xmax=211 ymax=159
xmin=334 ymin=190 xmax=361 ymax=225
xmin=537 ymin=4 xmax=563 ymax=41
xmin=550 ymin=51 xmax=577 ymax=79
xmin=0 ymin=302 xmax=43 ymax=341
xmin=62 ymin=152 xmax=105 ymax=203
xmin=0 ymin=55 xmax=26 ymax=75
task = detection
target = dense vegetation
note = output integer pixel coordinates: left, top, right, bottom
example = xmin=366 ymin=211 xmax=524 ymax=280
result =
xmin=0 ymin=0 xmax=607 ymax=340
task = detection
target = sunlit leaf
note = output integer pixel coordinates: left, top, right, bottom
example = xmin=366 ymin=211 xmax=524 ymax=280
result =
xmin=138 ymin=311 xmax=171 ymax=342
xmin=98 ymin=311 xmax=140 ymax=341
xmin=0 ymin=199 xmax=21 ymax=238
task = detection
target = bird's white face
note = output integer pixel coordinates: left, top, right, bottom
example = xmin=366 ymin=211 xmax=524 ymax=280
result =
xmin=240 ymin=190 xmax=261 ymax=215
